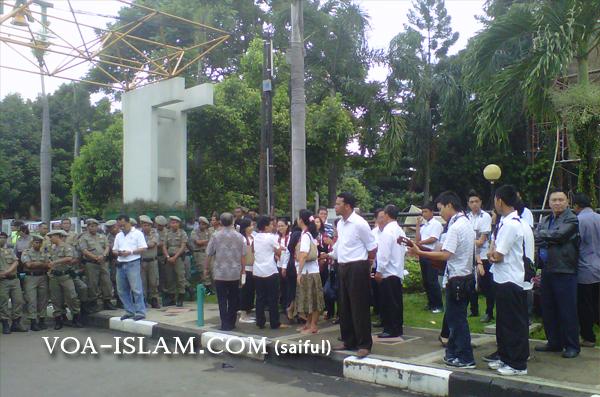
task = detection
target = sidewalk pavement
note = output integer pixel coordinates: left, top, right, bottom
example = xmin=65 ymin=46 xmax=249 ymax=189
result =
xmin=88 ymin=302 xmax=600 ymax=397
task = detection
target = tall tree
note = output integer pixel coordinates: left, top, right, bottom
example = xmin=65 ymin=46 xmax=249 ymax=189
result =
xmin=387 ymin=0 xmax=459 ymax=203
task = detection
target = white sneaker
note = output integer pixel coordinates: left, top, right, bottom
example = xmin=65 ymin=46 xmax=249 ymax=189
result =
xmin=239 ymin=315 xmax=256 ymax=324
xmin=487 ymin=360 xmax=504 ymax=370
xmin=497 ymin=365 xmax=527 ymax=376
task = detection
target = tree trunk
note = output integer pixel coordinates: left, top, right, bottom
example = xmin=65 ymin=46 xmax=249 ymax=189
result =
xmin=40 ymin=73 xmax=51 ymax=224
xmin=290 ymin=0 xmax=306 ymax=220
xmin=328 ymin=162 xmax=338 ymax=207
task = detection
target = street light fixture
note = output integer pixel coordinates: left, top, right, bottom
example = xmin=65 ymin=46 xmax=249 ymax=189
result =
xmin=483 ymin=164 xmax=502 ymax=209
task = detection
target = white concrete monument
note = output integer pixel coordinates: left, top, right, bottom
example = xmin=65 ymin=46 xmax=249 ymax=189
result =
xmin=122 ymin=78 xmax=213 ymax=205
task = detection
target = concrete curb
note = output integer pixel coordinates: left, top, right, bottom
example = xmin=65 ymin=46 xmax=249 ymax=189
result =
xmin=88 ymin=313 xmax=599 ymax=397
xmin=448 ymin=371 xmax=597 ymax=397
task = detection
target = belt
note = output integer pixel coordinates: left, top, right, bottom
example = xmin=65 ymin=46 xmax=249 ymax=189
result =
xmin=24 ymin=271 xmax=47 ymax=276
xmin=142 ymin=258 xmax=156 ymax=262
xmin=338 ymin=260 xmax=369 ymax=267
xmin=50 ymin=270 xmax=67 ymax=276
xmin=0 ymin=275 xmax=17 ymax=280
xmin=193 ymin=250 xmax=206 ymax=253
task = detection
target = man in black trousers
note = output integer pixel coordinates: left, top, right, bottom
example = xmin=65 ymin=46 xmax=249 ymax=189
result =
xmin=534 ymin=190 xmax=580 ymax=358
xmin=325 ymin=192 xmax=377 ymax=358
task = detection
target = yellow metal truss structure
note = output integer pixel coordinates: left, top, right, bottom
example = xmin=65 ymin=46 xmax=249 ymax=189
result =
xmin=0 ymin=0 xmax=230 ymax=90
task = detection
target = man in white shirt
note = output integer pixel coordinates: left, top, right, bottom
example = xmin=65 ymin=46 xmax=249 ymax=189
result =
xmin=112 ymin=215 xmax=148 ymax=321
xmin=410 ymin=191 xmax=476 ymax=369
xmin=486 ymin=185 xmax=529 ymax=376
xmin=467 ymin=190 xmax=493 ymax=321
xmin=415 ymin=202 xmax=444 ymax=313
xmin=327 ymin=192 xmax=377 ymax=358
xmin=374 ymin=205 xmax=406 ymax=338
xmin=371 ymin=209 xmax=385 ymax=327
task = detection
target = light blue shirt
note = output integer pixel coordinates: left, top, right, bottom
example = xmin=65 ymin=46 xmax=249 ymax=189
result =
xmin=577 ymin=208 xmax=600 ymax=284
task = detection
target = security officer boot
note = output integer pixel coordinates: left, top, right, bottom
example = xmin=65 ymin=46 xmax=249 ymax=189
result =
xmin=72 ymin=313 xmax=84 ymax=328
xmin=10 ymin=318 xmax=27 ymax=332
xmin=176 ymin=294 xmax=184 ymax=307
xmin=30 ymin=319 xmax=41 ymax=332
xmin=104 ymin=299 xmax=117 ymax=310
xmin=2 ymin=319 xmax=11 ymax=334
xmin=38 ymin=318 xmax=48 ymax=330
xmin=54 ymin=316 xmax=63 ymax=330
xmin=150 ymin=297 xmax=161 ymax=309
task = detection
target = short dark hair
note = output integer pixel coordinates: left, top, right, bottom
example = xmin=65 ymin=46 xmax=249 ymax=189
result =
xmin=422 ymin=201 xmax=436 ymax=212
xmin=337 ymin=192 xmax=357 ymax=209
xmin=374 ymin=208 xmax=384 ymax=216
xmin=435 ymin=191 xmax=464 ymax=212
xmin=495 ymin=184 xmax=519 ymax=207
xmin=116 ymin=214 xmax=130 ymax=223
xmin=384 ymin=204 xmax=399 ymax=220
xmin=220 ymin=212 xmax=233 ymax=227
xmin=318 ymin=206 xmax=328 ymax=214
xmin=549 ymin=188 xmax=566 ymax=197
xmin=256 ymin=215 xmax=271 ymax=231
xmin=61 ymin=218 xmax=71 ymax=223
xmin=573 ymin=193 xmax=591 ymax=208
xmin=467 ymin=190 xmax=482 ymax=200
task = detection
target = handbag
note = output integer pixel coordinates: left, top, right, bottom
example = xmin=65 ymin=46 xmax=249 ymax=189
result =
xmin=296 ymin=232 xmax=318 ymax=262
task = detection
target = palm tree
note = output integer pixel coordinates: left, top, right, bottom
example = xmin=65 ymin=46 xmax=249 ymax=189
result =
xmin=467 ymin=0 xmax=600 ymax=205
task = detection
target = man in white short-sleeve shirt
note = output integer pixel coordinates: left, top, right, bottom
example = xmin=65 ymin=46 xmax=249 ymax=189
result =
xmin=327 ymin=192 xmax=377 ymax=358
xmin=374 ymin=205 xmax=406 ymax=338
xmin=410 ymin=192 xmax=476 ymax=369
xmin=467 ymin=191 xmax=493 ymax=321
xmin=415 ymin=202 xmax=444 ymax=312
xmin=112 ymin=215 xmax=147 ymax=320
xmin=486 ymin=185 xmax=529 ymax=376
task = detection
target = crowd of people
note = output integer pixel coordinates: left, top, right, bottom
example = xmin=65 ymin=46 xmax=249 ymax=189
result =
xmin=1 ymin=188 xmax=598 ymax=377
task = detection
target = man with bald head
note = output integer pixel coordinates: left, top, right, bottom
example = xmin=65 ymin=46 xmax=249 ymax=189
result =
xmin=534 ymin=189 xmax=580 ymax=358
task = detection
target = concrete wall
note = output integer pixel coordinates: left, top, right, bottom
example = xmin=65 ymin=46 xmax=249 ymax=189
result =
xmin=122 ymin=78 xmax=213 ymax=205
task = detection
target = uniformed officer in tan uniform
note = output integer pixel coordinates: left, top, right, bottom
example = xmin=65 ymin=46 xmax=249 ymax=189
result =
xmin=38 ymin=222 xmax=52 ymax=252
xmin=79 ymin=218 xmax=115 ymax=310
xmin=21 ymin=234 xmax=49 ymax=331
xmin=140 ymin=215 xmax=160 ymax=308
xmin=155 ymin=215 xmax=168 ymax=296
xmin=190 ymin=217 xmax=213 ymax=293
xmin=47 ymin=230 xmax=83 ymax=329
xmin=0 ymin=232 xmax=27 ymax=334
xmin=163 ymin=216 xmax=188 ymax=307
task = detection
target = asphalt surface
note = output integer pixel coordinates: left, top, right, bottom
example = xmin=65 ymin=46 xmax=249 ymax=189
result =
xmin=0 ymin=327 xmax=418 ymax=397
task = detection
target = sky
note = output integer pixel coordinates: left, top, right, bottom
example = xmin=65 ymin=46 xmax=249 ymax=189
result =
xmin=0 ymin=0 xmax=485 ymax=101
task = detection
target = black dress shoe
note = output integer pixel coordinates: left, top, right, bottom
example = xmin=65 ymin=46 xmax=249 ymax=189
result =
xmin=120 ymin=313 xmax=135 ymax=320
xmin=103 ymin=300 xmax=117 ymax=310
xmin=377 ymin=332 xmax=400 ymax=339
xmin=562 ymin=349 xmax=579 ymax=358
xmin=133 ymin=314 xmax=145 ymax=321
xmin=534 ymin=344 xmax=562 ymax=352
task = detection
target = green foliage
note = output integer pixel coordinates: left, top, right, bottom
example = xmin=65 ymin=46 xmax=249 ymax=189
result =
xmin=338 ymin=176 xmax=373 ymax=212
xmin=71 ymin=118 xmax=123 ymax=217
xmin=403 ymin=257 xmax=424 ymax=293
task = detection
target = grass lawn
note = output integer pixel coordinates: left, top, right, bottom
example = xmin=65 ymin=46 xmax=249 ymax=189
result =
xmin=395 ymin=292 xmax=600 ymax=346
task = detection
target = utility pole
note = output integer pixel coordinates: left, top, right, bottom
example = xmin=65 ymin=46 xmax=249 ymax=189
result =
xmin=290 ymin=0 xmax=306 ymax=221
xmin=72 ymin=85 xmax=80 ymax=222
xmin=265 ymin=40 xmax=274 ymax=215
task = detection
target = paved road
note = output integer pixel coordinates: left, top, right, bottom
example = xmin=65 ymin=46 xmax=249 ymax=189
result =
xmin=0 ymin=327 xmax=418 ymax=397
